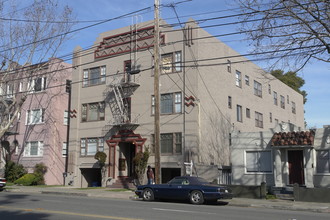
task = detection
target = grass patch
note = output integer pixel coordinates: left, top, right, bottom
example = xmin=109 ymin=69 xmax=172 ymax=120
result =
xmin=266 ymin=194 xmax=277 ymax=200
xmin=106 ymin=188 xmax=133 ymax=192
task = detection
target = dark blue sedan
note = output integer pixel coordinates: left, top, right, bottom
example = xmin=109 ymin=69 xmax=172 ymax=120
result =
xmin=135 ymin=176 xmax=233 ymax=204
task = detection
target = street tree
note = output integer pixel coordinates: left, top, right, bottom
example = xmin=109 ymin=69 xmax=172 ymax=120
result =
xmin=0 ymin=0 xmax=75 ymax=139
xmin=235 ymin=0 xmax=330 ymax=70
xmin=271 ymin=69 xmax=308 ymax=104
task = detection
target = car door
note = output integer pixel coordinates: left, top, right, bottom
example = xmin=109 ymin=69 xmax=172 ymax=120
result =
xmin=166 ymin=178 xmax=191 ymax=200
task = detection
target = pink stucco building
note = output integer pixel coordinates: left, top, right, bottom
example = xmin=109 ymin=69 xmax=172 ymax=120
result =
xmin=3 ymin=58 xmax=72 ymax=185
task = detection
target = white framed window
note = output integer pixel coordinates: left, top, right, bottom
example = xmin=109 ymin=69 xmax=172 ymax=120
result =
xmin=62 ymin=142 xmax=67 ymax=157
xmin=152 ymin=133 xmax=182 ymax=154
xmin=246 ymin=151 xmax=272 ymax=173
xmin=26 ymin=109 xmax=44 ymax=125
xmin=316 ymin=150 xmax=330 ymax=173
xmin=235 ymin=70 xmax=242 ymax=87
xmin=6 ymin=83 xmax=14 ymax=98
xmin=254 ymin=80 xmax=262 ymax=97
xmin=82 ymin=66 xmax=106 ymax=87
xmin=19 ymin=82 xmax=24 ymax=92
xmin=80 ymin=137 xmax=104 ymax=156
xmin=161 ymin=51 xmax=182 ymax=73
xmin=152 ymin=92 xmax=182 ymax=115
xmin=24 ymin=141 xmax=43 ymax=157
xmin=174 ymin=92 xmax=182 ymax=113
xmin=28 ymin=77 xmax=47 ymax=93
xmin=255 ymin=111 xmax=263 ymax=128
xmin=64 ymin=110 xmax=69 ymax=125
xmin=81 ymin=102 xmax=105 ymax=122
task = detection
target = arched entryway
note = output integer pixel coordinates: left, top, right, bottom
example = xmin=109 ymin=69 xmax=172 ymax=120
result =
xmin=106 ymin=130 xmax=146 ymax=179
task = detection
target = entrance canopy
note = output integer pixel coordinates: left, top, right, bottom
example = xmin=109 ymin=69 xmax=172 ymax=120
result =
xmin=271 ymin=131 xmax=315 ymax=147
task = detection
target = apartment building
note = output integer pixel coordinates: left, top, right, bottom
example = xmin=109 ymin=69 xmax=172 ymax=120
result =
xmin=67 ymin=20 xmax=304 ymax=187
xmin=0 ymin=58 xmax=72 ymax=185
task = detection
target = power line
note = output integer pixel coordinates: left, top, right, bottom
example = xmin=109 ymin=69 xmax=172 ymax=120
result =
xmin=0 ymin=7 xmax=152 ymax=53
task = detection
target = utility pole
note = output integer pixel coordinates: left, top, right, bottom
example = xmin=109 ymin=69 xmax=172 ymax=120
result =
xmin=154 ymin=0 xmax=161 ymax=184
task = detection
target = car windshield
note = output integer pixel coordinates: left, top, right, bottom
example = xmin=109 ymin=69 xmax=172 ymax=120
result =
xmin=168 ymin=177 xmax=210 ymax=185
xmin=190 ymin=177 xmax=209 ymax=185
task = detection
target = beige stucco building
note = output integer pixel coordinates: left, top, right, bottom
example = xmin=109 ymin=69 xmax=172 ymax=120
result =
xmin=67 ymin=20 xmax=304 ymax=187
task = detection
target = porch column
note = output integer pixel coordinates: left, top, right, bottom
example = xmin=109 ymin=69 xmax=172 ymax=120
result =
xmin=304 ymin=148 xmax=314 ymax=188
xmin=274 ymin=148 xmax=283 ymax=187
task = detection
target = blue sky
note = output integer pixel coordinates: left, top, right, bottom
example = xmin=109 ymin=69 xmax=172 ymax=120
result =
xmin=56 ymin=0 xmax=329 ymax=129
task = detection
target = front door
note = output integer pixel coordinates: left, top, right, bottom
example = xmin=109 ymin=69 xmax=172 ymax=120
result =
xmin=288 ymin=150 xmax=305 ymax=185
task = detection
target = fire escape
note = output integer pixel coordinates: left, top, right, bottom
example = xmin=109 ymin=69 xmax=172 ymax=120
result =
xmin=102 ymin=65 xmax=140 ymax=138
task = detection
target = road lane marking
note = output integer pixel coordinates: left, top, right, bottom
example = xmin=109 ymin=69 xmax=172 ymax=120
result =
xmin=153 ymin=207 xmax=216 ymax=215
xmin=0 ymin=205 xmax=142 ymax=220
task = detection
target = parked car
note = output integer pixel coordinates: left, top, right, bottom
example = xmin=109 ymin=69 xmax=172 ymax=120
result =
xmin=0 ymin=177 xmax=6 ymax=191
xmin=135 ymin=176 xmax=233 ymax=205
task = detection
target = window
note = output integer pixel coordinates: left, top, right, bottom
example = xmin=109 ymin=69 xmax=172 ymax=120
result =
xmin=124 ymin=60 xmax=132 ymax=82
xmin=235 ymin=70 xmax=242 ymax=87
xmin=316 ymin=150 xmax=330 ymax=173
xmin=64 ymin=110 xmax=69 ymax=125
xmin=24 ymin=141 xmax=43 ymax=157
xmin=62 ymin=142 xmax=67 ymax=157
xmin=228 ymin=96 xmax=232 ymax=109
xmin=160 ymin=133 xmax=182 ymax=154
xmin=280 ymin=95 xmax=285 ymax=109
xmin=152 ymin=92 xmax=182 ymax=115
xmin=161 ymin=51 xmax=182 ymax=73
xmin=236 ymin=105 xmax=242 ymax=122
xmin=161 ymin=133 xmax=173 ymax=154
xmin=6 ymin=83 xmax=14 ymax=98
xmin=268 ymin=84 xmax=271 ymax=94
xmin=81 ymin=102 xmax=105 ymax=122
xmin=174 ymin=93 xmax=182 ymax=113
xmin=287 ymin=95 xmax=290 ymax=104
xmin=254 ymin=80 xmax=262 ymax=97
xmin=80 ymin=137 xmax=104 ymax=156
xmin=82 ymin=66 xmax=106 ymax=87
xmin=255 ymin=111 xmax=263 ymax=128
xmin=246 ymin=108 xmax=250 ymax=118
xmin=246 ymin=151 xmax=272 ymax=173
xmin=270 ymin=112 xmax=273 ymax=123
xmin=28 ymin=77 xmax=47 ymax=93
xmin=26 ymin=109 xmax=44 ymax=125
xmin=227 ymin=60 xmax=231 ymax=73
xmin=19 ymin=82 xmax=24 ymax=92
xmin=292 ymin=101 xmax=296 ymax=114
xmin=245 ymin=75 xmax=250 ymax=86
xmin=273 ymin=91 xmax=278 ymax=105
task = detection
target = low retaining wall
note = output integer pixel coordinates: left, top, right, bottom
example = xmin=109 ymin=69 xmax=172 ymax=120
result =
xmin=228 ymin=182 xmax=267 ymax=199
xmin=293 ymin=184 xmax=330 ymax=203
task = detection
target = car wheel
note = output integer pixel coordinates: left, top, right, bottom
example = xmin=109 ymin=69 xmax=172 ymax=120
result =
xmin=142 ymin=188 xmax=154 ymax=201
xmin=190 ymin=190 xmax=204 ymax=205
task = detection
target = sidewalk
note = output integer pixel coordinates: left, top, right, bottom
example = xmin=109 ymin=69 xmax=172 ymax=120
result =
xmin=3 ymin=185 xmax=330 ymax=214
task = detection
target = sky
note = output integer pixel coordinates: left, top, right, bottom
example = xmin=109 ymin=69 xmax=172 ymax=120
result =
xmin=53 ymin=0 xmax=329 ymax=129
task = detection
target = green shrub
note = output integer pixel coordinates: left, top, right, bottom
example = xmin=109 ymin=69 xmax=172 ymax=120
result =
xmin=14 ymin=173 xmax=37 ymax=186
xmin=5 ymin=161 xmax=27 ymax=182
xmin=33 ymin=163 xmax=47 ymax=185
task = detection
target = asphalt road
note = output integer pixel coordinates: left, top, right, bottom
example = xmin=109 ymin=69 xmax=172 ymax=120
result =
xmin=0 ymin=192 xmax=329 ymax=220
